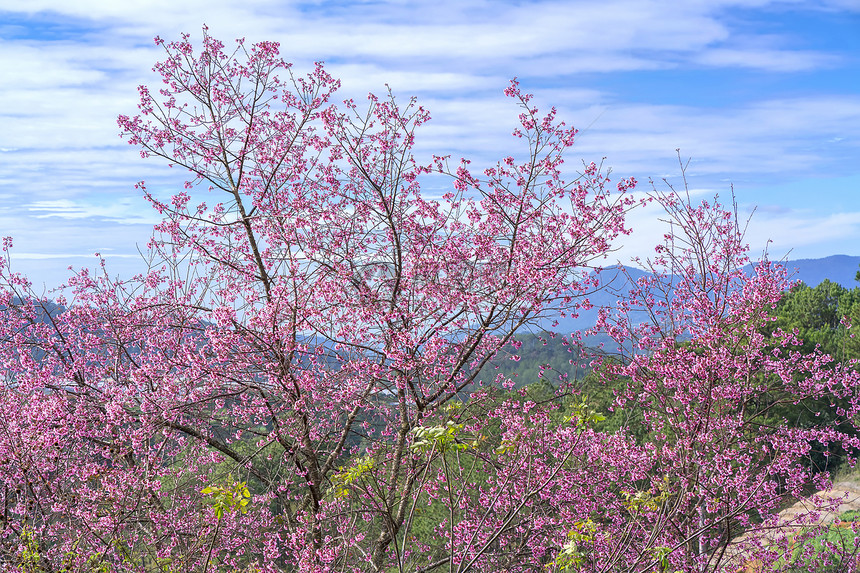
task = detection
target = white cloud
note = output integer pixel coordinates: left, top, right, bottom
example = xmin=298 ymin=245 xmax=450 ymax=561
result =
xmin=695 ymin=48 xmax=838 ymax=71
xmin=10 ymin=252 xmax=140 ymax=259
xmin=611 ymin=192 xmax=860 ymax=266
xmin=743 ymin=210 xmax=860 ymax=259
xmin=563 ymin=96 xmax=860 ymax=182
xmin=0 ymin=0 xmax=857 ymax=289
xmin=0 ymin=0 xmax=831 ymax=74
xmin=25 ymin=198 xmax=158 ymax=223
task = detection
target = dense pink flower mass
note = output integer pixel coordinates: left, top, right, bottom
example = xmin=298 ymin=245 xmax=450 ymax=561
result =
xmin=1 ymin=29 xmax=859 ymax=572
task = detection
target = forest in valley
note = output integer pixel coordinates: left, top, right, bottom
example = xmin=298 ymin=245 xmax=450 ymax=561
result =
xmin=2 ymin=30 xmax=860 ymax=573
xmin=496 ymin=276 xmax=860 ymax=464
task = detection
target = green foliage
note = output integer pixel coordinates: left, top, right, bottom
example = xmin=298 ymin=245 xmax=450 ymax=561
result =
xmin=839 ymin=509 xmax=860 ymax=522
xmin=777 ymin=509 xmax=860 ymax=572
xmin=621 ymin=487 xmax=670 ymax=515
xmin=410 ymin=421 xmax=478 ymax=454
xmin=329 ymin=456 xmax=376 ymax=498
xmin=14 ymin=526 xmax=43 ymax=573
xmin=549 ymin=519 xmax=598 ymax=571
xmin=201 ymin=477 xmax=252 ymax=519
xmin=760 ymin=279 xmax=860 ymax=473
xmin=769 ymin=279 xmax=860 ymax=361
xmin=575 ymin=367 xmax=652 ymax=445
xmin=564 ymin=394 xmax=607 ymax=429
xmin=481 ymin=331 xmax=589 ymax=389
xmin=647 ymin=545 xmax=681 ymax=573
xmin=12 ymin=527 xmax=120 ymax=573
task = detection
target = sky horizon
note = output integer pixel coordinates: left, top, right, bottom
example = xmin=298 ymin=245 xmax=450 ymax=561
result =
xmin=0 ymin=0 xmax=858 ymax=290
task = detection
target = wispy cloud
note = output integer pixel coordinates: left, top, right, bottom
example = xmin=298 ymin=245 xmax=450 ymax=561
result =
xmin=694 ymin=48 xmax=838 ymax=71
xmin=0 ymin=0 xmax=857 ymax=286
xmin=10 ymin=252 xmax=141 ymax=259
xmin=25 ymin=198 xmax=157 ymax=223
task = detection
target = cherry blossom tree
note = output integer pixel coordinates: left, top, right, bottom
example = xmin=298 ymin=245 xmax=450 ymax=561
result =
xmin=589 ymin=178 xmax=860 ymax=572
xmin=0 ymin=29 xmax=634 ymax=572
xmin=0 ymin=29 xmax=858 ymax=573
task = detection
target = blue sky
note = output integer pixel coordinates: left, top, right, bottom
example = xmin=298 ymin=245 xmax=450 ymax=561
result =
xmin=0 ymin=0 xmax=858 ymax=289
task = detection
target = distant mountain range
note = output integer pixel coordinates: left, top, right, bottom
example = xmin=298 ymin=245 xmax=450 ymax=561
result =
xmin=544 ymin=254 xmax=860 ymax=335
xmin=9 ymin=255 xmax=860 ymax=339
xmin=778 ymin=254 xmax=860 ymax=288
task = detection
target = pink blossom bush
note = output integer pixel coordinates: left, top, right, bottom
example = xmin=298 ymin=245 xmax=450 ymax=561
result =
xmin=590 ymin=185 xmax=860 ymax=571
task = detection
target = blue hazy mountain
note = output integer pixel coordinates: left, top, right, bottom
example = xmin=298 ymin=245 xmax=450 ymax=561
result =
xmin=781 ymin=254 xmax=860 ymax=288
xmin=6 ymin=255 xmax=859 ymax=339
xmin=546 ymin=254 xmax=860 ymax=335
